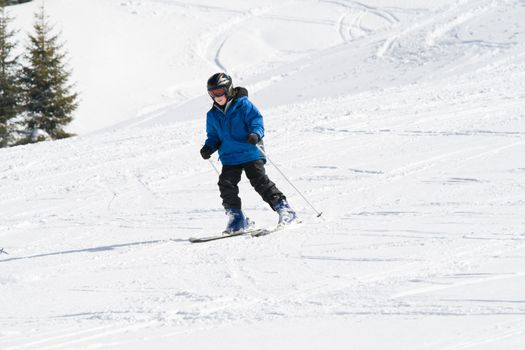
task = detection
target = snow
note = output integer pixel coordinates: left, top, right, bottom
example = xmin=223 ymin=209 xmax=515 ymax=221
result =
xmin=1 ymin=0 xmax=525 ymax=349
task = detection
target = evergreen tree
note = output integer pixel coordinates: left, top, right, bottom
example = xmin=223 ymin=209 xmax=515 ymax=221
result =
xmin=21 ymin=5 xmax=77 ymax=140
xmin=0 ymin=0 xmax=20 ymax=148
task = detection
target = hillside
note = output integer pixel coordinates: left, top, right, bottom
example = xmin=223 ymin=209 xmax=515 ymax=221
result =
xmin=2 ymin=1 xmax=525 ymax=349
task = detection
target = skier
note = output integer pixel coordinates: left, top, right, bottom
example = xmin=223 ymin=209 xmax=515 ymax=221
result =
xmin=200 ymin=72 xmax=298 ymax=234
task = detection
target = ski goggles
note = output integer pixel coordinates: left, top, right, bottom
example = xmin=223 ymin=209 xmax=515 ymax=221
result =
xmin=208 ymin=87 xmax=227 ymax=98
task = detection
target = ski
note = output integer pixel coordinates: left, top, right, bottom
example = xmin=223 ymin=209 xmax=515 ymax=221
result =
xmin=188 ymin=221 xmax=301 ymax=243
xmin=188 ymin=228 xmax=269 ymax=243
xmin=250 ymin=221 xmax=300 ymax=237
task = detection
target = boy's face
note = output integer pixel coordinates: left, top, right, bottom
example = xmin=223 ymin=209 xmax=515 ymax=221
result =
xmin=214 ymin=95 xmax=227 ymax=106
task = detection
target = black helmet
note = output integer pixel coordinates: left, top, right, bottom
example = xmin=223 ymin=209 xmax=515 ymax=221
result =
xmin=207 ymin=72 xmax=234 ymax=98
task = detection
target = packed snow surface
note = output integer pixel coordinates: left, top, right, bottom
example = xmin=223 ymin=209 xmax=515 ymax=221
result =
xmin=2 ymin=0 xmax=525 ymax=349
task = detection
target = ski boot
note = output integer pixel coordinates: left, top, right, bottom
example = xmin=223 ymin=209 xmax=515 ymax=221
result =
xmin=224 ymin=208 xmax=254 ymax=234
xmin=271 ymin=197 xmax=298 ymax=226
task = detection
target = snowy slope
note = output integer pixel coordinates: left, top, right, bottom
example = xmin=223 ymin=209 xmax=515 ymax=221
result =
xmin=2 ymin=0 xmax=525 ymax=349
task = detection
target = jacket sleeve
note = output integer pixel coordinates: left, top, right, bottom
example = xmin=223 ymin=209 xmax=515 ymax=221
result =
xmin=243 ymin=99 xmax=265 ymax=140
xmin=204 ymin=113 xmax=221 ymax=152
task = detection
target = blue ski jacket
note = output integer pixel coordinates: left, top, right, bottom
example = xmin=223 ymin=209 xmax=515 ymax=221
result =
xmin=204 ymin=87 xmax=265 ymax=166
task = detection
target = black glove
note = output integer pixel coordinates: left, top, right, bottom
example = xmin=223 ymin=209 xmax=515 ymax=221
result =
xmin=247 ymin=133 xmax=259 ymax=145
xmin=200 ymin=145 xmax=212 ymax=159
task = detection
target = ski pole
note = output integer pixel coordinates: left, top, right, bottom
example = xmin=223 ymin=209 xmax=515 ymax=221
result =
xmin=208 ymin=158 xmax=221 ymax=176
xmin=257 ymin=144 xmax=322 ymax=217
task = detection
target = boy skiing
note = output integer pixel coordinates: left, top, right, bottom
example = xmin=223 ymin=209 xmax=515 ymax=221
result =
xmin=200 ymin=72 xmax=297 ymax=234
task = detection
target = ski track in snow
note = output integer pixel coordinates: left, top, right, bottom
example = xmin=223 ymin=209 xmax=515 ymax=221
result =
xmin=2 ymin=0 xmax=525 ymax=349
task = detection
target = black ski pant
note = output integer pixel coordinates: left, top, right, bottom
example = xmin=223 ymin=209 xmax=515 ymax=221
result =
xmin=218 ymin=160 xmax=284 ymax=210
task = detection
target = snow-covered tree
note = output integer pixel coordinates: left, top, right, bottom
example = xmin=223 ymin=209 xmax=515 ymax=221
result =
xmin=0 ymin=0 xmax=20 ymax=147
xmin=20 ymin=5 xmax=77 ymax=140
